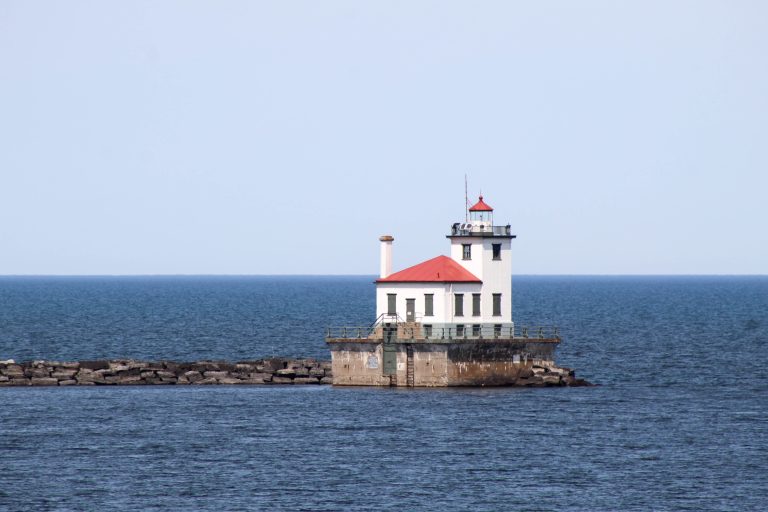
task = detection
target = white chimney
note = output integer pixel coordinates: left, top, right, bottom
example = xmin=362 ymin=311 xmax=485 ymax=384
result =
xmin=379 ymin=235 xmax=394 ymax=278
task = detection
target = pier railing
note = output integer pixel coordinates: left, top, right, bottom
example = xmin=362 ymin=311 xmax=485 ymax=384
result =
xmin=325 ymin=325 xmax=560 ymax=341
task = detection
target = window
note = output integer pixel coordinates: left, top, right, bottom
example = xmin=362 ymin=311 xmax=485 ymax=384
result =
xmin=424 ymin=324 xmax=432 ymax=338
xmin=492 ymin=243 xmax=501 ymax=260
xmin=456 ymin=324 xmax=465 ymax=337
xmin=454 ymin=294 xmax=464 ymax=316
xmin=462 ymin=244 xmax=472 ymax=260
xmin=424 ymin=294 xmax=434 ymax=316
xmin=472 ymin=324 xmax=481 ymax=337
xmin=492 ymin=293 xmax=502 ymax=316
xmin=472 ymin=294 xmax=480 ymax=316
xmin=387 ymin=294 xmax=397 ymax=315
xmin=494 ymin=324 xmax=502 ymax=338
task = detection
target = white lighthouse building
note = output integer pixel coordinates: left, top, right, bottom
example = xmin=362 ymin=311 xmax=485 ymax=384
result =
xmin=374 ymin=195 xmax=515 ymax=339
xmin=327 ymin=193 xmax=564 ymax=387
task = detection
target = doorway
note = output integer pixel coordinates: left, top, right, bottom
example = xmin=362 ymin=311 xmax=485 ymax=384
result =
xmin=406 ymin=298 xmax=415 ymax=322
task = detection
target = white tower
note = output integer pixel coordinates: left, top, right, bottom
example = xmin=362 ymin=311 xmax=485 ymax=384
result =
xmin=448 ymin=196 xmax=515 ymax=327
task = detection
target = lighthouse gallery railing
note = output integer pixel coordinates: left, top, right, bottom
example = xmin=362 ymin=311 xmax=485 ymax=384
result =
xmin=325 ymin=324 xmax=560 ymax=341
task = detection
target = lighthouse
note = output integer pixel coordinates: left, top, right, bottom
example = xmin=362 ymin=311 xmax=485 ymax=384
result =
xmin=375 ymin=196 xmax=515 ymax=339
xmin=327 ymin=194 xmax=562 ymax=387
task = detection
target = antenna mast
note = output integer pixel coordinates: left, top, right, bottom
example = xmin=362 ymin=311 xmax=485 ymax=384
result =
xmin=464 ymin=174 xmax=469 ymax=223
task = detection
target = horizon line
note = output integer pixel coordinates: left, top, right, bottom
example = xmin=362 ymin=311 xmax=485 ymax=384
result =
xmin=0 ymin=273 xmax=766 ymax=278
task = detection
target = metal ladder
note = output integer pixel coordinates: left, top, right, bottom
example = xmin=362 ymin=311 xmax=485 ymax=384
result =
xmin=406 ymin=345 xmax=414 ymax=387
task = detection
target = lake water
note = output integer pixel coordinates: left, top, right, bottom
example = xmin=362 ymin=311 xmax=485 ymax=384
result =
xmin=1 ymin=276 xmax=766 ymax=511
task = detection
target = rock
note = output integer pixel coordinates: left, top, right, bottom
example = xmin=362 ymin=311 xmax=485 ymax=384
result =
xmin=271 ymin=376 xmax=294 ymax=384
xmin=241 ymin=378 xmax=268 ymax=386
xmin=57 ymin=362 xmax=80 ymax=369
xmin=9 ymin=378 xmax=30 ymax=386
xmin=110 ymin=364 xmax=129 ymax=372
xmin=517 ymin=376 xmax=545 ymax=387
xmin=194 ymin=378 xmax=218 ymax=385
xmin=235 ymin=363 xmax=254 ymax=372
xmin=25 ymin=368 xmax=51 ymax=378
xmin=176 ymin=376 xmax=189 ymax=384
xmin=249 ymin=372 xmax=272 ymax=381
xmin=320 ymin=376 xmax=334 ymax=385
xmin=51 ymin=370 xmax=78 ymax=379
xmin=203 ymin=371 xmax=229 ymax=379
xmin=75 ymin=370 xmax=105 ymax=384
xmin=76 ymin=372 xmax=103 ymax=384
xmin=191 ymin=362 xmax=220 ymax=372
xmin=293 ymin=377 xmax=320 ymax=385
xmin=30 ymin=377 xmax=59 ymax=386
xmin=1 ymin=365 xmax=24 ymax=377
xmin=0 ymin=376 xmax=8 ymax=382
xmin=518 ymin=367 xmax=534 ymax=379
xmin=262 ymin=358 xmax=288 ymax=372
xmin=80 ymin=360 xmax=110 ymax=370
xmin=156 ymin=370 xmax=176 ymax=379
xmin=309 ymin=368 xmax=325 ymax=377
xmin=59 ymin=379 xmax=77 ymax=386
xmin=542 ymin=375 xmax=562 ymax=385
xmin=184 ymin=371 xmax=204 ymax=383
xmin=0 ymin=359 xmax=15 ymax=364
xmin=140 ymin=371 xmax=156 ymax=379
xmin=118 ymin=375 xmax=143 ymax=384
xmin=275 ymin=369 xmax=295 ymax=377
xmin=217 ymin=377 xmax=243 ymax=385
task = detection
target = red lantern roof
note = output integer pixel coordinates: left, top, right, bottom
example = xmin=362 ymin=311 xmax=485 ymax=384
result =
xmin=376 ymin=255 xmax=481 ymax=283
xmin=469 ymin=195 xmax=493 ymax=212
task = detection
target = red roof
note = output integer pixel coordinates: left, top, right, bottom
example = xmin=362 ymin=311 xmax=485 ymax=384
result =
xmin=376 ymin=255 xmax=481 ymax=283
xmin=469 ymin=195 xmax=493 ymax=212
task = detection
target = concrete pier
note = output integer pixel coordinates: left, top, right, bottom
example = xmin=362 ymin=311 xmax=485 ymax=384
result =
xmin=327 ymin=328 xmax=590 ymax=387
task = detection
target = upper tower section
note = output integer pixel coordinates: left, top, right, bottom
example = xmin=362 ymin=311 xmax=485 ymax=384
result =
xmin=449 ymin=195 xmax=515 ymax=238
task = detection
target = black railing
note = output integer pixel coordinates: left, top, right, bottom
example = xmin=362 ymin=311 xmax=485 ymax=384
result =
xmin=325 ymin=324 xmax=560 ymax=341
xmin=450 ymin=224 xmax=512 ymax=236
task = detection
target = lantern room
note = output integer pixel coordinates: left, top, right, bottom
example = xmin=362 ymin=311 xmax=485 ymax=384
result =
xmin=469 ymin=195 xmax=493 ymax=226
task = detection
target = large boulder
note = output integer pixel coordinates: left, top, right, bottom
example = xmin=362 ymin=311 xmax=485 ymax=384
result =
xmin=30 ymin=377 xmax=58 ymax=386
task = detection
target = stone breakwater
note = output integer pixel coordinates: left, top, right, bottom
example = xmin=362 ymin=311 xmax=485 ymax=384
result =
xmin=512 ymin=363 xmax=592 ymax=387
xmin=0 ymin=358 xmax=332 ymax=386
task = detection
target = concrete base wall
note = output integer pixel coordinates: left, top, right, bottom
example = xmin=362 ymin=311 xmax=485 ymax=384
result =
xmin=328 ymin=339 xmax=560 ymax=387
xmin=330 ymin=342 xmax=391 ymax=386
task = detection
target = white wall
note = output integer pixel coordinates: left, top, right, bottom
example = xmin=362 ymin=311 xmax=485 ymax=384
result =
xmin=374 ymin=234 xmax=514 ymax=327
xmin=450 ymin=236 xmax=513 ymax=323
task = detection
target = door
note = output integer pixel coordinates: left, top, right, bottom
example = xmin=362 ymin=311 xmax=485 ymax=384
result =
xmin=382 ymin=344 xmax=397 ymax=376
xmin=406 ymin=298 xmax=415 ymax=322
xmin=382 ymin=323 xmax=397 ymax=376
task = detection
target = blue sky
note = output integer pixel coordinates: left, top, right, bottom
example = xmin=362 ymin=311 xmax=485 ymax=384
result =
xmin=1 ymin=1 xmax=766 ymax=275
